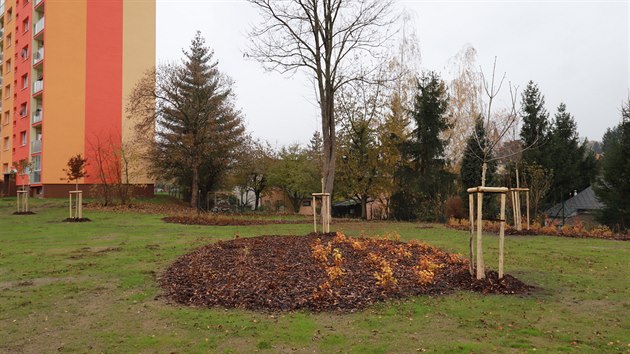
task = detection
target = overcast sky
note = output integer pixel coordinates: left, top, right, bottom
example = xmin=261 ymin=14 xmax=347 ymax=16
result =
xmin=156 ymin=0 xmax=629 ymax=147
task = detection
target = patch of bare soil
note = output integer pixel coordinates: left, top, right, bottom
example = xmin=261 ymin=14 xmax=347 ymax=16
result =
xmin=161 ymin=232 xmax=531 ymax=312
xmin=63 ymin=218 xmax=92 ymax=223
xmin=13 ymin=211 xmax=36 ymax=215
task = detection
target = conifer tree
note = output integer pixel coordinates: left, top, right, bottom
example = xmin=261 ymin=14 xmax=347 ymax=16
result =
xmin=594 ymin=99 xmax=630 ymax=231
xmin=520 ymin=81 xmax=549 ymax=167
xmin=391 ymin=72 xmax=454 ymax=221
xmin=546 ymin=103 xmax=583 ymax=203
xmin=130 ymin=32 xmax=246 ymax=208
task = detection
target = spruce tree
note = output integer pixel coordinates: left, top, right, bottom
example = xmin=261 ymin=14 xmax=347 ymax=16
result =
xmin=392 ymin=71 xmax=454 ymax=221
xmin=546 ymin=103 xmax=582 ymax=203
xmin=594 ymin=100 xmax=630 ymax=231
xmin=130 ymin=32 xmax=245 ymax=207
xmin=520 ymin=81 xmax=549 ymax=167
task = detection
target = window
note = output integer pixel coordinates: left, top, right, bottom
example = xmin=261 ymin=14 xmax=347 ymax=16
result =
xmin=21 ymin=74 xmax=28 ymax=89
xmin=4 ymin=84 xmax=10 ymax=98
xmin=19 ymin=103 xmax=27 ymax=117
xmin=6 ymin=33 xmax=11 ymax=48
xmin=20 ymin=131 xmax=26 ymax=146
xmin=32 ymin=155 xmax=41 ymax=171
xmin=2 ymin=163 xmax=8 ymax=173
xmin=20 ymin=45 xmax=28 ymax=60
xmin=7 ymin=8 xmax=12 ymax=22
xmin=6 ymin=59 xmax=11 ymax=72
xmin=3 ymin=137 xmax=9 ymax=150
xmin=22 ymin=18 xmax=29 ymax=33
xmin=3 ymin=111 xmax=9 ymax=125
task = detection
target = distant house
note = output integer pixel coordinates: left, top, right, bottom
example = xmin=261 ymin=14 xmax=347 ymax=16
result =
xmin=332 ymin=198 xmax=388 ymax=220
xmin=260 ymin=188 xmax=315 ymax=215
xmin=544 ymin=186 xmax=603 ymax=226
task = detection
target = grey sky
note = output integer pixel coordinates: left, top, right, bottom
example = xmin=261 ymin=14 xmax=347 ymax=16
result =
xmin=156 ymin=0 xmax=629 ymax=147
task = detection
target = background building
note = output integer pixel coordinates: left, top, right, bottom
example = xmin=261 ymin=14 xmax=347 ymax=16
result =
xmin=0 ymin=0 xmax=155 ymax=197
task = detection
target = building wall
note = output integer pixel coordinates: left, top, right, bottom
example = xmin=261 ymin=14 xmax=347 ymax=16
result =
xmin=260 ymin=188 xmax=317 ymax=215
xmin=0 ymin=0 xmax=16 ymax=177
xmin=12 ymin=0 xmax=32 ymax=179
xmin=122 ymin=0 xmax=155 ymax=185
xmin=0 ymin=1 xmax=155 ymax=195
xmin=84 ymin=0 xmax=123 ymax=184
xmin=43 ymin=0 xmax=87 ymax=184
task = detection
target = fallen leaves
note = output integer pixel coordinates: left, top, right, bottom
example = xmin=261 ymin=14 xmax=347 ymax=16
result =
xmin=161 ymin=232 xmax=532 ymax=312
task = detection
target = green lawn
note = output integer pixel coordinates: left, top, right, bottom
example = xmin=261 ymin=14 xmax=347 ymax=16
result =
xmin=0 ymin=197 xmax=628 ymax=353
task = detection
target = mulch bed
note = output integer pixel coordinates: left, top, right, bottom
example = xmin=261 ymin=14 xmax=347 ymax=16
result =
xmin=447 ymin=223 xmax=630 ymax=241
xmin=161 ymin=233 xmax=531 ymax=312
xmin=63 ymin=218 xmax=92 ymax=223
xmin=162 ymin=215 xmax=311 ymax=226
xmin=13 ymin=211 xmax=36 ymax=215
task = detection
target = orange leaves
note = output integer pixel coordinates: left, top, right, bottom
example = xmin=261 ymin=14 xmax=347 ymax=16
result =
xmin=447 ymin=217 xmax=628 ymax=240
xmin=413 ymin=256 xmax=443 ymax=286
xmin=311 ymin=238 xmax=332 ymax=263
xmin=311 ymin=238 xmax=346 ymax=295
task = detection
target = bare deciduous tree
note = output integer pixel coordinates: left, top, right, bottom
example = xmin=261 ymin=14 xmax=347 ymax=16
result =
xmin=247 ymin=0 xmax=396 ymax=195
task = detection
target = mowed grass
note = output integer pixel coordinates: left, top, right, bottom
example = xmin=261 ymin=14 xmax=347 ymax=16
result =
xmin=0 ymin=198 xmax=628 ymax=353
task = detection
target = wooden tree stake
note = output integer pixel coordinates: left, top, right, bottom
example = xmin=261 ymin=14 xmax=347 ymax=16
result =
xmin=499 ymin=193 xmax=506 ymax=278
xmin=476 ymin=192 xmax=484 ymax=279
xmin=526 ymin=190 xmax=530 ymax=230
xmin=468 ymin=193 xmax=475 ymax=276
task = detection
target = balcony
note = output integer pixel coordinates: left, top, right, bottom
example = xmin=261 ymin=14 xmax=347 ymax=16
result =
xmin=34 ymin=0 xmax=43 ymax=7
xmin=31 ymin=139 xmax=41 ymax=153
xmin=31 ymin=170 xmax=41 ymax=184
xmin=33 ymin=80 xmax=43 ymax=94
xmin=32 ymin=109 xmax=42 ymax=124
xmin=0 ymin=3 xmax=4 ymax=17
xmin=33 ymin=48 xmax=43 ymax=65
xmin=34 ymin=17 xmax=44 ymax=35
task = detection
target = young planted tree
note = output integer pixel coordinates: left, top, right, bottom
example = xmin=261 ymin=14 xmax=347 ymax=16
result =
xmin=62 ymin=154 xmax=88 ymax=191
xmin=247 ymin=0 xmax=396 ymax=196
xmin=460 ymin=118 xmax=497 ymax=217
xmin=129 ymin=32 xmax=246 ymax=208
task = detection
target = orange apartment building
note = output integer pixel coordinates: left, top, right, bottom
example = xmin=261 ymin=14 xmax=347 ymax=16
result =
xmin=0 ymin=0 xmax=155 ymax=197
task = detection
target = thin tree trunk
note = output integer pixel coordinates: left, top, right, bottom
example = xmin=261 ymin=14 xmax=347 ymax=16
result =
xmin=361 ymin=195 xmax=368 ymax=220
xmin=190 ymin=166 xmax=199 ymax=209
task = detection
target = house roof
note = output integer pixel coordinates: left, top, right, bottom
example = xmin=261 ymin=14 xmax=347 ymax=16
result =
xmin=545 ymin=186 xmax=603 ymax=218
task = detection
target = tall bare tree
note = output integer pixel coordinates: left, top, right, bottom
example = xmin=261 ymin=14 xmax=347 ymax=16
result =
xmin=247 ymin=0 xmax=396 ymax=195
